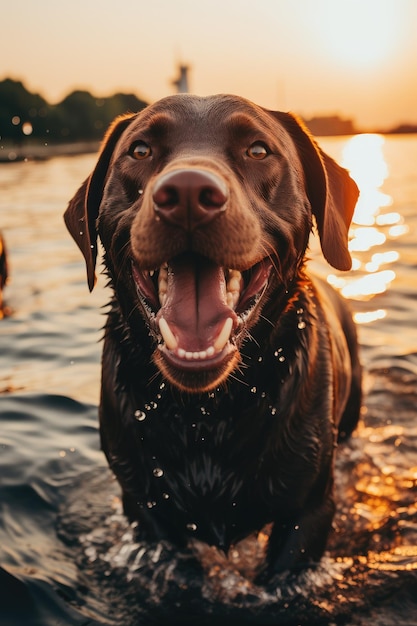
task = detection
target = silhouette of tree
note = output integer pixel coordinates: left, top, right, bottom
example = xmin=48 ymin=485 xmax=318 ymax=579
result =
xmin=0 ymin=78 xmax=50 ymax=142
xmin=0 ymin=78 xmax=148 ymax=143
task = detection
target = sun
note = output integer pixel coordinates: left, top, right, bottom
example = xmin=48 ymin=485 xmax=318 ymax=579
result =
xmin=314 ymin=0 xmax=401 ymax=69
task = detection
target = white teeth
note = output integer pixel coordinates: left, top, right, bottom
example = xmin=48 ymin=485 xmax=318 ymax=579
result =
xmin=158 ymin=317 xmax=178 ymax=350
xmin=213 ymin=317 xmax=233 ymax=352
xmin=158 ymin=317 xmax=234 ymax=360
xmin=156 ymin=264 xmax=237 ymax=361
xmin=226 ymin=269 xmax=242 ymax=310
xmin=158 ymin=265 xmax=168 ymax=306
xmin=226 ymin=292 xmax=234 ymax=308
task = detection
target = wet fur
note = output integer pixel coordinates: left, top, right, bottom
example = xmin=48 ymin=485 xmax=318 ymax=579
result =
xmin=0 ymin=232 xmax=8 ymax=317
xmin=64 ymin=94 xmax=361 ymax=578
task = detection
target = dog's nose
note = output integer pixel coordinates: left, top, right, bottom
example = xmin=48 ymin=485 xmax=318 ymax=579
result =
xmin=152 ymin=169 xmax=228 ymax=230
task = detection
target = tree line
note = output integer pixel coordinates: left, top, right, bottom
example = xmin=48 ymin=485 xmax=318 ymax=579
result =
xmin=0 ymin=78 xmax=148 ymax=144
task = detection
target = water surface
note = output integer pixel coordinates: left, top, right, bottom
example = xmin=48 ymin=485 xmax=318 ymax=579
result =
xmin=0 ymin=135 xmax=416 ymax=625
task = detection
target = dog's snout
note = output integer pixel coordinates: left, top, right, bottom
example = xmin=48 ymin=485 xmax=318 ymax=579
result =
xmin=152 ymin=169 xmax=228 ymax=230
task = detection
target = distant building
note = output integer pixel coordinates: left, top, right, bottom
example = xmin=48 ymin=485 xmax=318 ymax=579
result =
xmin=386 ymin=123 xmax=417 ymax=134
xmin=172 ymin=65 xmax=190 ymax=93
xmin=304 ymin=115 xmax=357 ymax=136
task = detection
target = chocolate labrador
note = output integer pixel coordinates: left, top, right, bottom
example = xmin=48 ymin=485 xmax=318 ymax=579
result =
xmin=0 ymin=232 xmax=8 ymax=318
xmin=65 ymin=94 xmax=361 ymax=578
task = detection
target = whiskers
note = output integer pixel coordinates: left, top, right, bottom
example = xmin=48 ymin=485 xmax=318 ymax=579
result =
xmin=114 ymin=239 xmax=132 ymax=289
xmin=260 ymin=238 xmax=282 ymax=283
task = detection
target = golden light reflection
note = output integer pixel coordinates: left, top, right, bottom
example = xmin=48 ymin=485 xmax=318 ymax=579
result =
xmin=328 ymin=270 xmax=395 ymax=300
xmin=325 ymin=133 xmax=406 ymax=315
xmin=349 ymin=226 xmax=386 ymax=252
xmin=353 ymin=309 xmax=386 ymax=324
xmin=343 ymin=134 xmax=392 ymax=226
xmin=365 ymin=251 xmax=399 ymax=272
xmin=376 ymin=212 xmax=401 ymax=226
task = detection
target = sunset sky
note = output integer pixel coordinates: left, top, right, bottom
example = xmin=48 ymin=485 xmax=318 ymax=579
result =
xmin=1 ymin=0 xmax=416 ymax=130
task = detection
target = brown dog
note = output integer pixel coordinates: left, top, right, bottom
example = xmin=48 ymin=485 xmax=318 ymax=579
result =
xmin=0 ymin=232 xmax=8 ymax=319
xmin=65 ymin=94 xmax=361 ymax=578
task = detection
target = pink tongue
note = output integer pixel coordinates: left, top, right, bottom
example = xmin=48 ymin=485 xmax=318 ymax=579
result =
xmin=157 ymin=254 xmax=235 ymax=352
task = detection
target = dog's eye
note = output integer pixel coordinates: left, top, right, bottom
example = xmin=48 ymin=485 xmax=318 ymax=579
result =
xmin=131 ymin=141 xmax=152 ymax=160
xmin=246 ymin=142 xmax=268 ymax=160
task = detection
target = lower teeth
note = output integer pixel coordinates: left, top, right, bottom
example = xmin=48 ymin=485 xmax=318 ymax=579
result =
xmin=158 ymin=317 xmax=233 ymax=360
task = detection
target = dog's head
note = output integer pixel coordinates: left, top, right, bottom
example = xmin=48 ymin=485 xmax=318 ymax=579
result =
xmin=65 ymin=94 xmax=358 ymax=393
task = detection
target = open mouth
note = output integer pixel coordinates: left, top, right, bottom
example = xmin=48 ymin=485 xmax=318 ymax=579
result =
xmin=131 ymin=252 xmax=271 ymax=390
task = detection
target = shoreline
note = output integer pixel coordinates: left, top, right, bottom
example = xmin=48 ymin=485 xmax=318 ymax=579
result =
xmin=0 ymin=141 xmax=100 ymax=163
xmin=1 ymin=130 xmax=416 ymax=165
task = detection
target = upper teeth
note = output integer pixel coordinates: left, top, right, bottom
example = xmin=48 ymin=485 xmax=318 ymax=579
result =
xmin=158 ymin=264 xmax=168 ymax=307
xmin=155 ymin=265 xmax=242 ymax=310
xmin=226 ymin=269 xmax=241 ymax=309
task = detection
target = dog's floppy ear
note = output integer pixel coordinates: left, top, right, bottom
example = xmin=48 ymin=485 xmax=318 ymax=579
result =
xmin=272 ymin=112 xmax=359 ymax=271
xmin=64 ymin=113 xmax=136 ymax=290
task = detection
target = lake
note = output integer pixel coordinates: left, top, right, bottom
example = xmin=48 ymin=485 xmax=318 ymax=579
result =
xmin=0 ymin=134 xmax=416 ymax=625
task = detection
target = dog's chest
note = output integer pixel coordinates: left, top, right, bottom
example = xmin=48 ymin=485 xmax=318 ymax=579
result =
xmin=129 ymin=394 xmax=278 ymax=544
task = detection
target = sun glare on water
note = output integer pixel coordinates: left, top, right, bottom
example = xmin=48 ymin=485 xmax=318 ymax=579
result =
xmin=325 ymin=133 xmax=408 ymax=323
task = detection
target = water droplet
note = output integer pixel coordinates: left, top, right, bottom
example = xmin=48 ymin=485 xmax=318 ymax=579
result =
xmin=156 ymin=393 xmax=162 ymax=399
xmin=200 ymin=406 xmax=207 ymax=414
xmin=208 ymin=392 xmax=215 ymax=398
xmin=278 ymin=355 xmax=285 ymax=362
xmin=250 ymin=386 xmax=257 ymax=393
xmin=261 ymin=391 xmax=266 ymax=398
xmin=271 ymin=407 xmax=277 ymax=415
xmin=150 ymin=401 xmax=157 ymax=409
xmin=144 ymin=403 xmax=151 ymax=411
xmin=134 ymin=410 xmax=146 ymax=421
xmin=297 ymin=308 xmax=304 ymax=315
xmin=298 ymin=321 xmax=306 ymax=329
xmin=294 ymin=524 xmax=300 ymax=530
xmin=146 ymin=501 xmax=156 ymax=509
xmin=159 ymin=382 xmax=166 ymax=390
xmin=153 ymin=468 xmax=164 ymax=478
xmin=162 ymin=492 xmax=170 ymax=499
xmin=186 ymin=522 xmax=197 ymax=531
xmin=258 ymin=356 xmax=263 ymax=362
